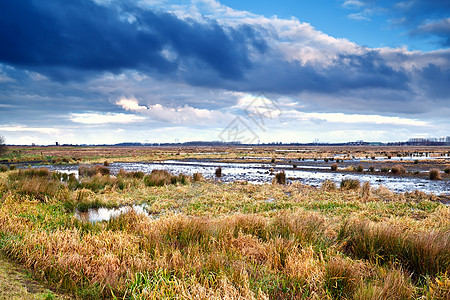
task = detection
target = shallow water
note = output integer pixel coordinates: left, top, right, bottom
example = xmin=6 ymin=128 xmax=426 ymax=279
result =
xmin=75 ymin=204 xmax=149 ymax=223
xmin=42 ymin=160 xmax=450 ymax=195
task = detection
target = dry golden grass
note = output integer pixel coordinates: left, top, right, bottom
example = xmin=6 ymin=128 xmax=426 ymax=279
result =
xmin=0 ymin=165 xmax=448 ymax=299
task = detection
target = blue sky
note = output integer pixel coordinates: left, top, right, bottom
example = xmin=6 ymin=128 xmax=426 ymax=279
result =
xmin=0 ymin=0 xmax=449 ymax=145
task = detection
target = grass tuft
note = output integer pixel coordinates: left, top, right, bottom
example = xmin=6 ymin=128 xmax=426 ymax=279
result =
xmin=429 ymin=169 xmax=442 ymax=180
xmin=340 ymin=179 xmax=360 ymax=190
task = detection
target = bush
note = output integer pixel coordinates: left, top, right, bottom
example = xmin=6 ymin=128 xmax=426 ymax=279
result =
xmin=380 ymin=167 xmax=389 ymax=172
xmin=414 ymin=159 xmax=419 ymax=164
xmin=368 ymin=166 xmax=375 ymax=172
xmin=444 ymin=166 xmax=450 ymax=174
xmin=340 ymin=179 xmax=360 ymax=190
xmin=331 ymin=163 xmax=338 ymax=171
xmin=429 ymin=169 xmax=442 ymax=180
xmin=0 ymin=165 xmax=9 ymax=172
xmin=391 ymin=165 xmax=406 ymax=174
xmin=0 ymin=136 xmax=7 ymax=155
xmin=274 ymin=171 xmax=286 ymax=185
xmin=357 ymin=164 xmax=364 ymax=172
xmin=215 ymin=167 xmax=222 ymax=177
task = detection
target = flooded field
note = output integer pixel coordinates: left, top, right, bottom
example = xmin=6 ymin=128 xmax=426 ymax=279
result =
xmin=44 ymin=159 xmax=450 ymax=196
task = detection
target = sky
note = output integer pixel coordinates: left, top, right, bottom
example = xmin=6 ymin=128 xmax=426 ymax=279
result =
xmin=0 ymin=0 xmax=449 ymax=145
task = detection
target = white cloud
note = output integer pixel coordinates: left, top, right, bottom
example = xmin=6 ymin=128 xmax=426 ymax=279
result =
xmin=342 ymin=0 xmax=365 ymax=8
xmin=69 ymin=112 xmax=146 ymax=124
xmin=116 ymin=96 xmax=232 ymax=125
xmin=0 ymin=125 xmax=61 ymax=134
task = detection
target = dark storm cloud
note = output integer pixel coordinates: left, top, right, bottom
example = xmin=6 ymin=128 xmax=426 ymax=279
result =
xmin=415 ymin=63 xmax=450 ymax=98
xmin=0 ymin=0 xmax=447 ymax=99
xmin=234 ymin=50 xmax=410 ymax=94
xmin=0 ymin=0 xmax=265 ymax=81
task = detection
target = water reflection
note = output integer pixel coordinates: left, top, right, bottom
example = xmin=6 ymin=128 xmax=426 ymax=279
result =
xmin=43 ymin=160 xmax=450 ymax=195
xmin=75 ymin=204 xmax=148 ymax=223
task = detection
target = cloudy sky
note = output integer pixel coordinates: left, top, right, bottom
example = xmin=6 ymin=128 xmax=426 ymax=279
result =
xmin=0 ymin=0 xmax=449 ymax=145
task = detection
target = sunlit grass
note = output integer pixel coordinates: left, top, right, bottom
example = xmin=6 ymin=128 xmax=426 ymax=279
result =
xmin=0 ymin=166 xmax=448 ymax=299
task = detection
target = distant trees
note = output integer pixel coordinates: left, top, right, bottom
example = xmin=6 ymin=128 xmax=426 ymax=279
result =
xmin=0 ymin=136 xmax=6 ymax=155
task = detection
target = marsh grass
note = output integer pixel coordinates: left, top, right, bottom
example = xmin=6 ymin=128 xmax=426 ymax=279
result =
xmin=338 ymin=221 xmax=450 ymax=278
xmin=274 ymin=171 xmax=286 ymax=185
xmin=321 ymin=179 xmax=336 ymax=191
xmin=78 ymin=165 xmax=110 ymax=177
xmin=0 ymin=165 xmax=449 ymax=299
xmin=391 ymin=165 xmax=406 ymax=174
xmin=429 ymin=169 xmax=442 ymax=180
xmin=340 ymin=179 xmax=360 ymax=190
xmin=7 ymin=168 xmax=67 ymax=202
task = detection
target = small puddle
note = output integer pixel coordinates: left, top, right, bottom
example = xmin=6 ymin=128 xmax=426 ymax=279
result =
xmin=75 ymin=204 xmax=149 ymax=223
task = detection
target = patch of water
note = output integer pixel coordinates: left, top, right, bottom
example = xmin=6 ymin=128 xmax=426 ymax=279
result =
xmin=44 ymin=160 xmax=450 ymax=196
xmin=75 ymin=204 xmax=149 ymax=223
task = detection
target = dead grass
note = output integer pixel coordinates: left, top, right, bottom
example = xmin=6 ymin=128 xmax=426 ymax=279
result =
xmin=0 ymin=165 xmax=448 ymax=299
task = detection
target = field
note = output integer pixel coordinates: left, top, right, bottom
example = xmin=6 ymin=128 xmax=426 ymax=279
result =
xmin=0 ymin=146 xmax=449 ymax=299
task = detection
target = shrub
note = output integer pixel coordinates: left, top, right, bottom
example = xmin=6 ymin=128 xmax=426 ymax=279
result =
xmin=274 ymin=171 xmax=286 ymax=184
xmin=444 ymin=166 xmax=450 ymax=174
xmin=193 ymin=173 xmax=204 ymax=182
xmin=331 ymin=163 xmax=338 ymax=171
xmin=0 ymin=165 xmax=7 ymax=172
xmin=144 ymin=170 xmax=174 ymax=186
xmin=0 ymin=136 xmax=7 ymax=155
xmin=292 ymin=164 xmax=297 ymax=169
xmin=271 ymin=158 xmax=276 ymax=163
xmin=357 ymin=164 xmax=364 ymax=172
xmin=391 ymin=165 xmax=406 ymax=174
xmin=9 ymin=165 xmax=16 ymax=170
xmin=414 ymin=159 xmax=419 ymax=164
xmin=340 ymin=179 xmax=360 ymax=190
xmin=369 ymin=166 xmax=375 ymax=172
xmin=324 ymin=158 xmax=329 ymax=162
xmin=103 ymin=160 xmax=109 ymax=166
xmin=429 ymin=169 xmax=441 ymax=180
xmin=380 ymin=167 xmax=389 ymax=172
xmin=215 ymin=167 xmax=222 ymax=177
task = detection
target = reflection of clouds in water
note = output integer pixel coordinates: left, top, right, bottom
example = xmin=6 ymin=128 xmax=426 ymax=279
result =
xmin=49 ymin=161 xmax=449 ymax=195
xmin=75 ymin=204 xmax=148 ymax=223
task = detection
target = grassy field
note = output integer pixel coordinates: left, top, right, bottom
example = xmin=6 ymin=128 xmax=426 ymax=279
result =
xmin=0 ymin=149 xmax=449 ymax=299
